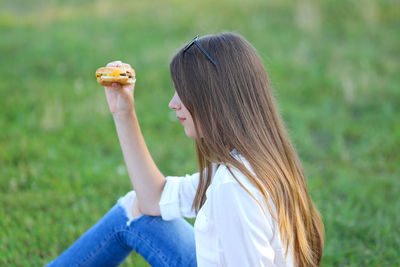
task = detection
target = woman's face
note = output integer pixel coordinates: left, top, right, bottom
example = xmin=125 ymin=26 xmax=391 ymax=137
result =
xmin=168 ymin=91 xmax=200 ymax=138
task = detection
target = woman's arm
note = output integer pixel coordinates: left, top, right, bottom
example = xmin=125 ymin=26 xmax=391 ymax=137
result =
xmin=113 ymin=111 xmax=165 ymax=216
xmin=103 ymin=60 xmax=165 ymax=216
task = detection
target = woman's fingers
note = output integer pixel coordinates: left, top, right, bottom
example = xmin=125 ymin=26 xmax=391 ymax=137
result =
xmin=106 ymin=60 xmax=123 ymax=67
xmin=106 ymin=61 xmax=132 ymax=69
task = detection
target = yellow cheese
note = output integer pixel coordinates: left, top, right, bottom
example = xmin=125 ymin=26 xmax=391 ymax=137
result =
xmin=111 ymin=69 xmax=121 ymax=77
xmin=96 ymin=69 xmax=121 ymax=78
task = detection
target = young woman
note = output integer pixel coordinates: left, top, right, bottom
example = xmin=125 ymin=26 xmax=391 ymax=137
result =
xmin=47 ymin=33 xmax=324 ymax=267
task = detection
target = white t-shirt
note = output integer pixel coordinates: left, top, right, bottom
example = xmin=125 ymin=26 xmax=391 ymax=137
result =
xmin=158 ymin=149 xmax=294 ymax=267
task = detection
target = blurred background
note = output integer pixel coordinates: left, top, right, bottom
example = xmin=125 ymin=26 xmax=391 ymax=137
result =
xmin=0 ymin=0 xmax=399 ymax=266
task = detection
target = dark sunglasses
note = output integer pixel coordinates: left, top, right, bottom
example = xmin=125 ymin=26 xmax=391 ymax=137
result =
xmin=183 ymin=35 xmax=216 ymax=66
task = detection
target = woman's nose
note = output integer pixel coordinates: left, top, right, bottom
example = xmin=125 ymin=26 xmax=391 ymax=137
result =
xmin=168 ymin=93 xmax=181 ymax=110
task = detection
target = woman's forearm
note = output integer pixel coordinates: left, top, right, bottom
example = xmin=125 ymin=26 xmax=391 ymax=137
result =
xmin=113 ymin=110 xmax=165 ymax=216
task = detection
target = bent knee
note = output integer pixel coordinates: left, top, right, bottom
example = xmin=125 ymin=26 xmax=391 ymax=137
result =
xmin=132 ymin=195 xmax=142 ymax=218
xmin=117 ymin=191 xmax=143 ymax=225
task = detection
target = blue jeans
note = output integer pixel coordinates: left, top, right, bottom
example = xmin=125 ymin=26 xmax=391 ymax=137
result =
xmin=46 ymin=191 xmax=197 ymax=267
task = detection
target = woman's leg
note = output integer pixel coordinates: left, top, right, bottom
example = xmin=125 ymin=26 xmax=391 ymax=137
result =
xmin=46 ymin=191 xmax=197 ymax=267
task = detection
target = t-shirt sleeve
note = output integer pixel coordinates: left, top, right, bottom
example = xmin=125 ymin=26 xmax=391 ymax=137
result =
xmin=158 ymin=172 xmax=200 ymax=220
xmin=213 ymin=182 xmax=276 ymax=266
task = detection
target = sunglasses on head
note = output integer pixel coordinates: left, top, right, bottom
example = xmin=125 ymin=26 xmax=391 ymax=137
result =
xmin=183 ymin=35 xmax=216 ymax=66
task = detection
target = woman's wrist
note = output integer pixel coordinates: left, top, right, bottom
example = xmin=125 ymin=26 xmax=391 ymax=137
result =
xmin=112 ymin=108 xmax=136 ymax=122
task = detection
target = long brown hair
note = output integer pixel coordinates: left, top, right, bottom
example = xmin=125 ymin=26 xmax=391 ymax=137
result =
xmin=170 ymin=32 xmax=324 ymax=266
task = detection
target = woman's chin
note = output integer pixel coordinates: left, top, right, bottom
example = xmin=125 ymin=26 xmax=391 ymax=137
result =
xmin=185 ymin=132 xmax=197 ymax=139
xmin=184 ymin=129 xmax=197 ymax=139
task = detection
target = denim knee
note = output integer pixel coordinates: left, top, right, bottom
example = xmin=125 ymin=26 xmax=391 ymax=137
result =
xmin=117 ymin=190 xmax=145 ymax=226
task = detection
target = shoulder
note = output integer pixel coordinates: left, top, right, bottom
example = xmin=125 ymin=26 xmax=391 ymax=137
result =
xmin=209 ymin=151 xmax=278 ymax=223
xmin=210 ymin=166 xmax=276 ymax=239
xmin=211 ymin=150 xmax=261 ymax=198
xmin=212 ymin=164 xmax=264 ymax=210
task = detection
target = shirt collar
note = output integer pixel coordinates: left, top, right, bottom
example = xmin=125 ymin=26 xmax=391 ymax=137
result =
xmin=230 ymin=148 xmax=239 ymax=157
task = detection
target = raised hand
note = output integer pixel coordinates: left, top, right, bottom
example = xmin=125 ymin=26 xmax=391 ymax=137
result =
xmin=103 ymin=60 xmax=136 ymax=116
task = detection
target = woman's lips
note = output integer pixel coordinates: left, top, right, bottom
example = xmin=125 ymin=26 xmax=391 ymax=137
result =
xmin=177 ymin=116 xmax=186 ymax=124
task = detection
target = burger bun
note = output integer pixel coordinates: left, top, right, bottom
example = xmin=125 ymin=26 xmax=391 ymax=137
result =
xmin=96 ymin=66 xmax=136 ymax=86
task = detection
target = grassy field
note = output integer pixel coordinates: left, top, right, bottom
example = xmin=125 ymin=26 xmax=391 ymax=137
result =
xmin=0 ymin=0 xmax=399 ymax=266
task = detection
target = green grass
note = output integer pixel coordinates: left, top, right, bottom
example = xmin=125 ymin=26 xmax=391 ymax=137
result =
xmin=0 ymin=0 xmax=399 ymax=266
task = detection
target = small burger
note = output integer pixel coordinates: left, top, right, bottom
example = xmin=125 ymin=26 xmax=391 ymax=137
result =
xmin=95 ymin=66 xmax=136 ymax=86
